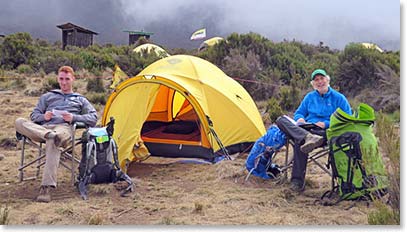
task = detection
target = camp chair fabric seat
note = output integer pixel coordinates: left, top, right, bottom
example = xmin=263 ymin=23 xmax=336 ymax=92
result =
xmin=16 ymin=122 xmax=87 ymax=185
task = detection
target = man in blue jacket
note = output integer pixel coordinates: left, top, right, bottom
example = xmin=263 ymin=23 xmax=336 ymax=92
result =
xmin=15 ymin=66 xmax=97 ymax=202
xmin=276 ymin=69 xmax=352 ymax=192
xmin=246 ymin=69 xmax=352 ymax=187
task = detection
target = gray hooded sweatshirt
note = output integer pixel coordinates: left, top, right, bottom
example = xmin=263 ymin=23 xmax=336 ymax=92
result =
xmin=30 ymin=89 xmax=97 ymax=127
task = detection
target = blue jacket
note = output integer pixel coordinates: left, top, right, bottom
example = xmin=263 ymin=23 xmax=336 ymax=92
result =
xmin=294 ymin=87 xmax=352 ymax=128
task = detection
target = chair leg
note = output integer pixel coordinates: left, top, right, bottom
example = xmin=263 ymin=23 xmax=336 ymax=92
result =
xmin=284 ymin=141 xmax=289 ymax=181
xmin=19 ymin=137 xmax=46 ymax=181
xmin=71 ymin=125 xmax=76 ymax=185
xmin=36 ymin=142 xmax=43 ymax=178
xmin=307 ymin=149 xmax=332 ymax=176
xmin=19 ymin=137 xmax=26 ymax=182
xmin=17 ymin=123 xmax=85 ymax=185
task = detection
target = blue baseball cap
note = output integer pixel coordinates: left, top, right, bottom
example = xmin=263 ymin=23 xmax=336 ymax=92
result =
xmin=311 ymin=69 xmax=327 ymax=80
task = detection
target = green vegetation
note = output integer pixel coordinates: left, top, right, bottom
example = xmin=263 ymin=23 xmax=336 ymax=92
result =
xmin=86 ymin=77 xmax=105 ymax=93
xmin=0 ymin=31 xmax=400 ymax=226
xmin=0 ymin=31 xmax=399 ymax=113
xmin=267 ymin=97 xmax=284 ymax=123
xmin=367 ymin=112 xmax=400 ymax=225
xmin=41 ymin=76 xmax=60 ymax=93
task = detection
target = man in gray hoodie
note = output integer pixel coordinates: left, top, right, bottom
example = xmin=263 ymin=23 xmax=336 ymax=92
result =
xmin=15 ymin=66 xmax=97 ymax=203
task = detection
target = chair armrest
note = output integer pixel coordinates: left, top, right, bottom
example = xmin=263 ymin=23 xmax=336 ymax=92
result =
xmin=73 ymin=122 xmax=87 ymax=129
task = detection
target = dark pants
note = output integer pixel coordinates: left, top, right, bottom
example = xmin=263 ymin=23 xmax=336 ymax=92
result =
xmin=275 ymin=116 xmax=326 ymax=184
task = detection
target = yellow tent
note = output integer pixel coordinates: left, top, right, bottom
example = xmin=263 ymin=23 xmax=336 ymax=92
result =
xmin=133 ymin=43 xmax=170 ymax=58
xmin=109 ymin=64 xmax=129 ymax=89
xmin=198 ymin=37 xmax=224 ymax=52
xmin=361 ymin=43 xmax=384 ymax=53
xmin=102 ymin=55 xmax=265 ymax=170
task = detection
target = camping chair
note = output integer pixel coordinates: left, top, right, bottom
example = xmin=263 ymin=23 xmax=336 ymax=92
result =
xmin=275 ymin=125 xmax=332 ymax=182
xmin=16 ymin=122 xmax=87 ymax=185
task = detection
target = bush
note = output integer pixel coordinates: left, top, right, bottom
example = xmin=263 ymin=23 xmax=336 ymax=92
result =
xmin=16 ymin=64 xmax=33 ymax=74
xmin=41 ymin=76 xmax=59 ymax=93
xmin=86 ymin=92 xmax=107 ymax=105
xmin=278 ymin=82 xmax=301 ymax=112
xmin=267 ymin=97 xmax=284 ymax=123
xmin=335 ymin=43 xmax=397 ymax=97
xmin=368 ymin=112 xmax=400 ymax=224
xmin=86 ymin=78 xmax=105 ymax=93
xmin=0 ymin=32 xmax=34 ymax=69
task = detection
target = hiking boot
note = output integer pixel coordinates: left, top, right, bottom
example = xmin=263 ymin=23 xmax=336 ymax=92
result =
xmin=290 ymin=179 xmax=305 ymax=192
xmin=300 ymin=133 xmax=324 ymax=153
xmin=36 ymin=186 xmax=52 ymax=203
xmin=45 ymin=132 xmax=61 ymax=147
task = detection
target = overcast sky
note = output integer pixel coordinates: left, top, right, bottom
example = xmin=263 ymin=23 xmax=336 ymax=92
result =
xmin=0 ymin=0 xmax=400 ymax=50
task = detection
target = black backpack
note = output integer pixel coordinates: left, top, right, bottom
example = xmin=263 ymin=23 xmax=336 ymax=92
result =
xmin=77 ymin=117 xmax=134 ymax=200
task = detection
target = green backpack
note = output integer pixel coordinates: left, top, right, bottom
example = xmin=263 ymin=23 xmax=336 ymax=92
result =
xmin=325 ymin=103 xmax=388 ymax=201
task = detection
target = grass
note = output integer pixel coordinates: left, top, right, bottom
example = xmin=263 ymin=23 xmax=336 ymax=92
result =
xmin=160 ymin=216 xmax=179 ymax=225
xmin=368 ymin=201 xmax=399 ymax=225
xmin=55 ymin=204 xmax=75 ymax=216
xmin=87 ymin=213 xmax=104 ymax=225
xmin=91 ymin=185 xmax=112 ymax=195
xmin=193 ymin=202 xmax=204 ymax=213
xmin=0 ymin=205 xmax=10 ymax=225
xmin=368 ymin=111 xmax=400 ymax=225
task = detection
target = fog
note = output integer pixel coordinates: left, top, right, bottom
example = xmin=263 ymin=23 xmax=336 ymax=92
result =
xmin=0 ymin=0 xmax=400 ymax=50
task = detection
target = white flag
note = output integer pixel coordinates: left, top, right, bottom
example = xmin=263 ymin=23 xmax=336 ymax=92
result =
xmin=190 ymin=28 xmax=206 ymax=40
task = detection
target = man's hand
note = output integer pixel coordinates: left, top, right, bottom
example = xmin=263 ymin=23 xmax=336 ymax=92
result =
xmin=315 ymin=121 xmax=325 ymax=129
xmin=296 ymin=118 xmax=306 ymax=124
xmin=62 ymin=112 xmax=73 ymax=123
xmin=44 ymin=111 xmax=53 ymax=121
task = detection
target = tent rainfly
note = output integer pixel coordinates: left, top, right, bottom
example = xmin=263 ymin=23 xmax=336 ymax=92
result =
xmin=133 ymin=43 xmax=170 ymax=58
xmin=102 ymin=55 xmax=266 ymax=170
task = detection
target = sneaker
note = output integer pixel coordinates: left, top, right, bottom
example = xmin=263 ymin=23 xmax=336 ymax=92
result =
xmin=290 ymin=179 xmax=305 ymax=192
xmin=45 ymin=132 xmax=61 ymax=147
xmin=36 ymin=186 xmax=52 ymax=203
xmin=300 ymin=133 xmax=324 ymax=153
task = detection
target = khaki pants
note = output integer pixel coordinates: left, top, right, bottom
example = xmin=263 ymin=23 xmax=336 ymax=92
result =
xmin=15 ymin=118 xmax=71 ymax=187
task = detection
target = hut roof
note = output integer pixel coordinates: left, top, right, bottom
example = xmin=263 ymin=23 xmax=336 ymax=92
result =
xmin=57 ymin=22 xmax=98 ymax=35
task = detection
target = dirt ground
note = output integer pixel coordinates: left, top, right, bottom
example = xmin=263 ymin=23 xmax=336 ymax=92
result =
xmin=0 ymin=77 xmax=379 ymax=225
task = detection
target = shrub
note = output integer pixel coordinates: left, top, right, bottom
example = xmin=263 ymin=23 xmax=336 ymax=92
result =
xmin=16 ymin=64 xmax=33 ymax=74
xmin=267 ymin=97 xmax=284 ymax=123
xmin=368 ymin=112 xmax=400 ymax=225
xmin=41 ymin=76 xmax=59 ymax=93
xmin=86 ymin=77 xmax=105 ymax=93
xmin=336 ymin=43 xmax=391 ymax=97
xmin=279 ymin=83 xmax=301 ymax=112
xmin=86 ymin=92 xmax=107 ymax=105
xmin=0 ymin=32 xmax=34 ymax=69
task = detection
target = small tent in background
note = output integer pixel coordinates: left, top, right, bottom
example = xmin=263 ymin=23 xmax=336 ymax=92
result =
xmin=110 ymin=65 xmax=129 ymax=89
xmin=361 ymin=43 xmax=384 ymax=53
xmin=102 ymin=55 xmax=266 ymax=170
xmin=133 ymin=43 xmax=170 ymax=58
xmin=198 ymin=37 xmax=224 ymax=52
